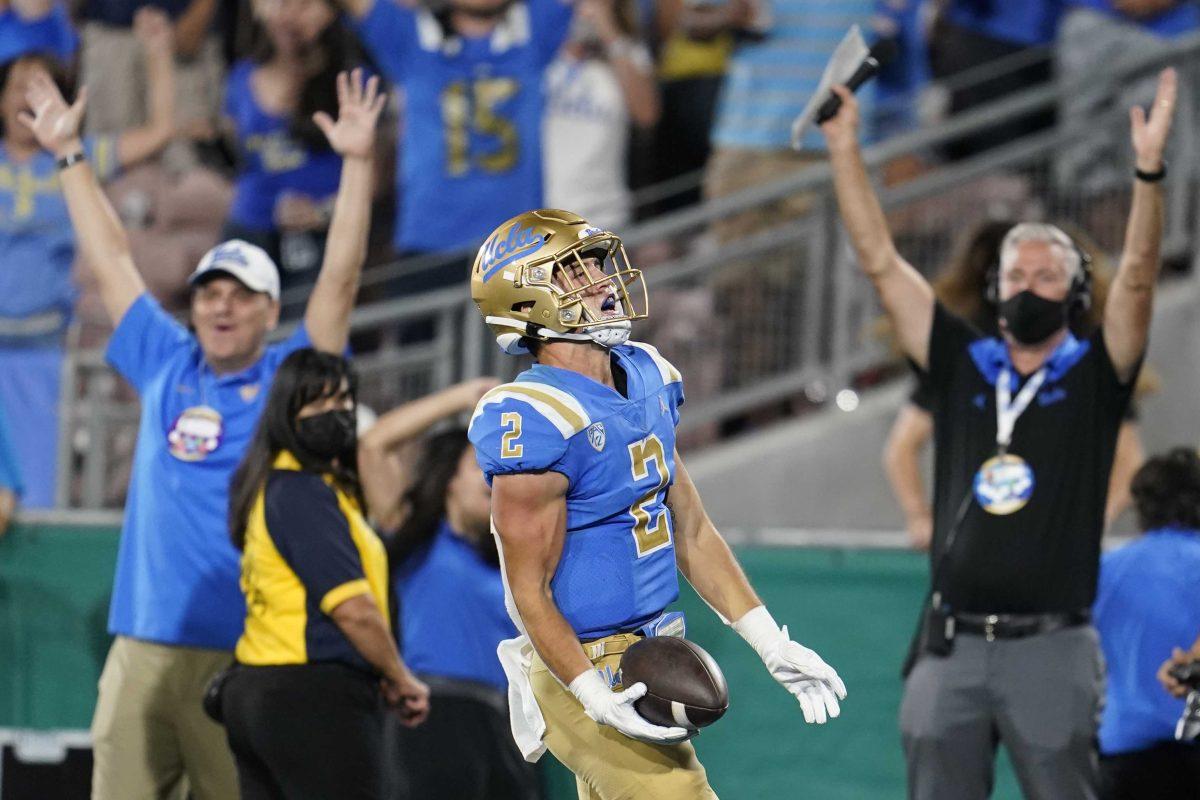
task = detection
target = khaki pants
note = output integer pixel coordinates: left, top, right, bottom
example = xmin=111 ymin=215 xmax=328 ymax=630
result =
xmin=530 ymin=633 xmax=719 ymax=800
xmin=91 ymin=636 xmax=238 ymax=800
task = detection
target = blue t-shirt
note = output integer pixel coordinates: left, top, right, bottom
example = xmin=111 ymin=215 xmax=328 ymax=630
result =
xmin=104 ymin=294 xmax=312 ymax=650
xmin=946 ymin=0 xmax=1064 ymax=46
xmin=0 ymin=2 xmax=77 ymax=65
xmin=1068 ymin=0 xmax=1199 ymax=36
xmin=352 ymin=0 xmax=571 ymax=252
xmin=0 ymin=136 xmax=117 ymax=326
xmin=395 ymin=521 xmax=516 ymax=690
xmin=1094 ymin=528 xmax=1200 ymax=754
xmin=469 ymin=342 xmax=684 ymax=639
xmin=711 ymin=0 xmax=877 ymax=151
xmin=0 ymin=396 xmax=22 ymax=495
xmin=224 ymin=60 xmax=343 ymax=233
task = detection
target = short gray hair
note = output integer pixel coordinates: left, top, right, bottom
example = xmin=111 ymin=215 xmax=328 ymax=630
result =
xmin=998 ymin=223 xmax=1081 ymax=280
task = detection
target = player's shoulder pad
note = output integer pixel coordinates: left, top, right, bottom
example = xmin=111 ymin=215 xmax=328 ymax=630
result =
xmin=470 ymin=380 xmax=593 ymax=439
xmin=623 ymin=341 xmax=683 ymax=388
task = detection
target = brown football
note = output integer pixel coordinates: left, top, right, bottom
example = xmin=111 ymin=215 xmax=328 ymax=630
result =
xmin=620 ymin=636 xmax=729 ymax=730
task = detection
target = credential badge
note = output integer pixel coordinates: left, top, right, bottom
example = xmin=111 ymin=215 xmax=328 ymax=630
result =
xmin=973 ymin=453 xmax=1035 ymax=515
xmin=167 ymin=405 xmax=224 ymax=462
xmin=587 ymin=422 xmax=606 ymax=452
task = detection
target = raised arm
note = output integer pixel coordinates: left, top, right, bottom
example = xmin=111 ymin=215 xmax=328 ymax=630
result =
xmin=173 ymin=0 xmax=219 ymax=59
xmin=359 ymin=377 xmax=499 ymax=531
xmin=115 ymin=8 xmax=176 ymax=168
xmin=821 ymin=85 xmax=934 ymax=369
xmin=304 ymin=69 xmax=385 ymax=353
xmin=577 ymin=0 xmax=660 ymax=128
xmin=670 ymin=451 xmax=846 ymax=724
xmin=20 ymin=74 xmax=144 ymax=323
xmin=9 ymin=0 xmax=55 ymax=19
xmin=1104 ymin=68 xmax=1176 ymax=383
xmin=492 ymin=470 xmax=687 ymax=743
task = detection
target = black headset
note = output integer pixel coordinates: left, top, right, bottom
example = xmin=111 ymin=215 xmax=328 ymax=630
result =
xmin=985 ymin=228 xmax=1093 ymax=313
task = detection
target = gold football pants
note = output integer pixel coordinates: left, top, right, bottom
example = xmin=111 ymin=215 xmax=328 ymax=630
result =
xmin=530 ymin=632 xmax=719 ymax=800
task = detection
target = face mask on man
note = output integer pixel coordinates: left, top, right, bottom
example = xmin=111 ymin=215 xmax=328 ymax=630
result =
xmin=295 ymin=409 xmax=356 ymax=460
xmin=999 ymin=290 xmax=1070 ymax=345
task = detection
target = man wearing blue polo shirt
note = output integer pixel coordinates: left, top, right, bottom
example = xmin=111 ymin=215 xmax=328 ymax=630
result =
xmin=333 ymin=0 xmax=572 ymax=287
xmin=19 ymin=68 xmax=384 ymax=798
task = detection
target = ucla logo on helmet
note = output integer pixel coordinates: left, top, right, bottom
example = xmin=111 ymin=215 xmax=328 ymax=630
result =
xmin=587 ymin=422 xmax=606 ymax=452
xmin=480 ymin=223 xmax=544 ymax=281
xmin=580 ymin=226 xmax=605 ymax=238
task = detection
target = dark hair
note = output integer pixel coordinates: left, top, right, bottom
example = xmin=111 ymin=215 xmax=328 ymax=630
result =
xmin=1131 ymin=448 xmax=1200 ymax=532
xmin=0 ymin=52 xmax=73 ymax=138
xmin=240 ymin=0 xmax=363 ymax=151
xmin=389 ymin=428 xmax=471 ymax=566
xmin=229 ymin=348 xmax=362 ymax=548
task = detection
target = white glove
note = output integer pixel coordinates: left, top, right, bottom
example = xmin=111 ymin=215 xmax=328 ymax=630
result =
xmin=569 ymin=668 xmax=691 ymax=744
xmin=733 ymin=605 xmax=847 ymax=724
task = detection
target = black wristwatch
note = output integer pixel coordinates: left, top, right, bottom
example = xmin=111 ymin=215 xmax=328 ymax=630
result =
xmin=1135 ymin=162 xmax=1167 ymax=183
xmin=56 ymin=151 xmax=87 ymax=171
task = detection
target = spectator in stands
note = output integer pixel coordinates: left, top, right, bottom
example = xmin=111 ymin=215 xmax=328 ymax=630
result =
xmin=332 ymin=0 xmax=573 ymax=290
xmin=0 ymin=0 xmax=77 ymax=65
xmin=871 ymin=0 xmax=932 ymax=140
xmin=928 ymin=0 xmax=1062 ymax=160
xmin=1093 ymin=447 xmax=1200 ymax=797
xmin=358 ymin=377 xmax=542 ymax=799
xmin=822 ymin=63 xmax=1176 ymax=798
xmin=0 ymin=8 xmax=175 ymax=509
xmin=543 ymin=0 xmax=659 ymax=231
xmin=650 ymin=0 xmax=765 ymax=215
xmin=881 ymin=219 xmax=1149 ymax=549
xmin=19 ymin=67 xmax=381 ymax=798
xmin=703 ymin=0 xmax=874 ymax=414
xmin=223 ymin=348 xmax=430 ymax=800
xmin=1057 ymin=0 xmax=1197 ymax=198
xmin=80 ymin=0 xmax=228 ymax=171
xmin=221 ymin=0 xmax=363 ymax=292
xmin=0 ymin=399 xmax=21 ymax=537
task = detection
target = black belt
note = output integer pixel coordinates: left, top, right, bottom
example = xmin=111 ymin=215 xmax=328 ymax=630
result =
xmin=953 ymin=610 xmax=1091 ymax=641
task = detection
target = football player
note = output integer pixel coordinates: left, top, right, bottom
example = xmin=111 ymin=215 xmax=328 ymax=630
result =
xmin=468 ymin=209 xmax=847 ymax=798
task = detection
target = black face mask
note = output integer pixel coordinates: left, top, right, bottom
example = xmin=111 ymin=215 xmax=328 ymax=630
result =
xmin=999 ymin=290 xmax=1069 ymax=345
xmin=295 ymin=409 xmax=356 ymax=460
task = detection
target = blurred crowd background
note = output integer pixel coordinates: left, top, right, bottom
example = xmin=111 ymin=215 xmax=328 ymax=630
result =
xmin=0 ymin=0 xmax=1196 ymax=514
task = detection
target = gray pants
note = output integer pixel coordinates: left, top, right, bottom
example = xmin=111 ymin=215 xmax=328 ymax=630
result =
xmin=900 ymin=625 xmax=1104 ymax=800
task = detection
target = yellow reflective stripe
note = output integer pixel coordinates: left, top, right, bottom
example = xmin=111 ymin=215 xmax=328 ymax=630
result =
xmin=320 ymin=579 xmax=372 ymax=615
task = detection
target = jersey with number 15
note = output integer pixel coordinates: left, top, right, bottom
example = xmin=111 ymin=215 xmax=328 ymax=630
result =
xmin=352 ymin=0 xmax=572 ymax=253
xmin=469 ymin=342 xmax=684 ymax=640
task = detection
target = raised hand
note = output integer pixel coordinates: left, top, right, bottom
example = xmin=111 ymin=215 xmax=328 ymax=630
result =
xmin=313 ymin=68 xmax=386 ymax=160
xmin=1131 ymin=67 xmax=1176 ymax=172
xmin=17 ymin=69 xmax=85 ymax=158
xmin=818 ymin=83 xmax=859 ymax=154
xmin=133 ymin=6 xmax=174 ymax=60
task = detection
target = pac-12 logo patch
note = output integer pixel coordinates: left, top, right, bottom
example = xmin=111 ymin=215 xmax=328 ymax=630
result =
xmin=167 ymin=405 xmax=224 ymax=462
xmin=587 ymin=422 xmax=606 ymax=452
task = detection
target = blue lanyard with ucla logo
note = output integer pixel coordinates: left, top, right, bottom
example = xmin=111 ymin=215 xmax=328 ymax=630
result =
xmin=972 ymin=366 xmax=1046 ymax=515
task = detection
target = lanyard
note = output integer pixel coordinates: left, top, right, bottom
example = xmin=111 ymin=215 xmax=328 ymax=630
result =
xmin=995 ymin=367 xmax=1046 ymax=452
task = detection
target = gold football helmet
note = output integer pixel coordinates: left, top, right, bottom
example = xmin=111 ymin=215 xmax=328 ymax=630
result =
xmin=471 ymin=209 xmax=648 ymax=354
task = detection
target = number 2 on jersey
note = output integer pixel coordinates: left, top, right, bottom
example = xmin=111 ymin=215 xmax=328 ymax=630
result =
xmin=440 ymin=78 xmax=519 ymax=177
xmin=500 ymin=412 xmax=523 ymax=458
xmin=628 ymin=434 xmax=671 ymax=557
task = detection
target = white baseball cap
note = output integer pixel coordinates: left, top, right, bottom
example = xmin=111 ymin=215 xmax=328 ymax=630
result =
xmin=188 ymin=240 xmax=281 ymax=301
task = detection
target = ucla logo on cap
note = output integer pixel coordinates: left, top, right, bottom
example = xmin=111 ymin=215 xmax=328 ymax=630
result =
xmin=973 ymin=453 xmax=1035 ymax=515
xmin=587 ymin=422 xmax=606 ymax=452
xmin=480 ymin=223 xmax=544 ymax=281
xmin=207 ymin=242 xmax=250 ymax=267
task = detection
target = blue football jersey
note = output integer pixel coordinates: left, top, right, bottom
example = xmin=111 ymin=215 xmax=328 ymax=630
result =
xmin=469 ymin=342 xmax=685 ymax=639
xmin=352 ymin=0 xmax=572 ymax=252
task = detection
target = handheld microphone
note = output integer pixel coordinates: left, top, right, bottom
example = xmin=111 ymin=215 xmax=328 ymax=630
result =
xmin=815 ymin=39 xmax=898 ymax=125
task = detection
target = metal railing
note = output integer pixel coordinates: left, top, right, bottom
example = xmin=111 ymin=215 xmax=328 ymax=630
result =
xmin=55 ymin=31 xmax=1200 ymax=508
